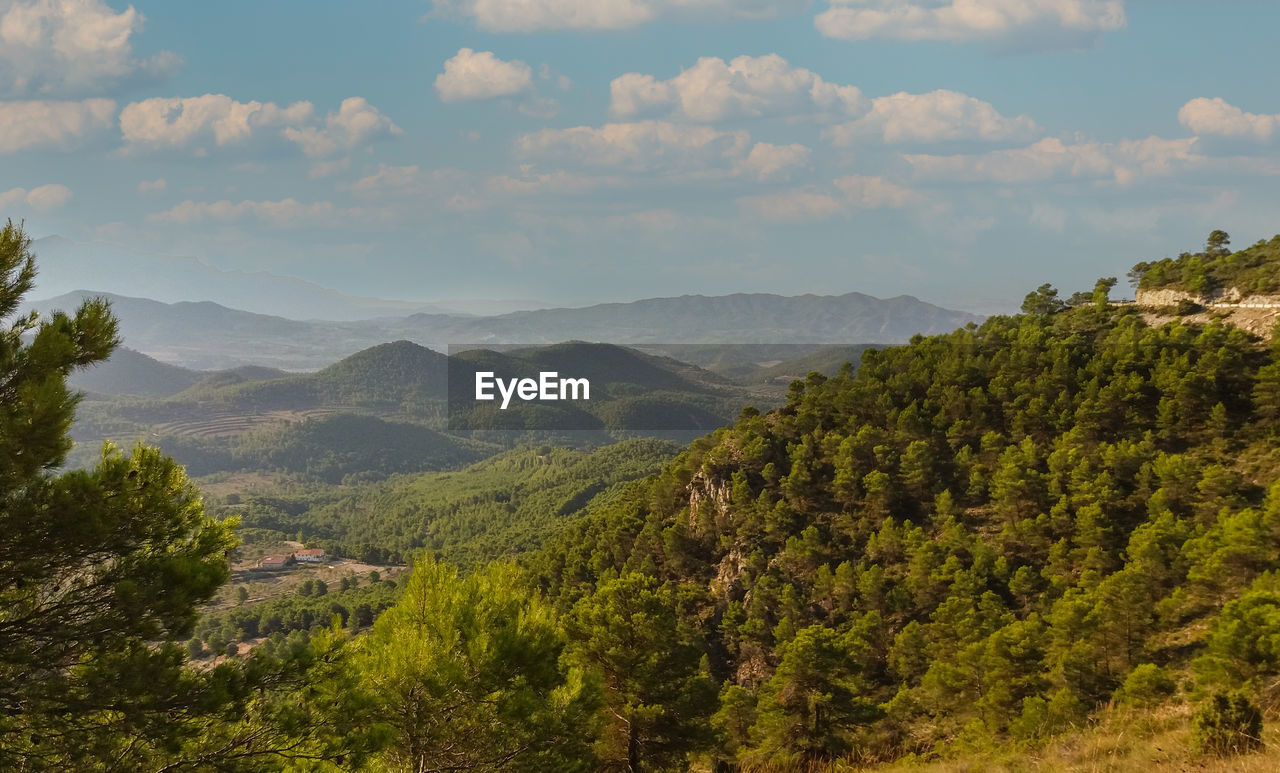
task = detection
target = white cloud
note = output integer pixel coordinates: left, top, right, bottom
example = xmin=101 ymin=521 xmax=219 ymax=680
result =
xmin=120 ymin=94 xmax=400 ymax=166
xmin=0 ymin=97 xmax=114 ymax=152
xmin=736 ymin=142 xmax=811 ymax=181
xmin=904 ymin=135 xmax=1202 ymax=185
xmin=1178 ymin=97 xmax=1279 ymax=143
xmin=0 ymin=183 xmax=72 ymax=210
xmin=515 ymin=120 xmax=751 ymax=172
xmin=824 ymin=89 xmax=1039 ymax=145
xmin=137 ymin=177 xmax=165 ymax=193
xmin=0 ymin=0 xmax=180 ymax=95
xmin=280 ymin=97 xmax=402 ymax=158
xmin=435 ymin=48 xmax=533 ymax=102
xmin=120 ymin=94 xmax=314 ymax=150
xmin=429 ymin=0 xmax=807 ymax=33
xmin=146 ymin=198 xmax=380 ymax=228
xmin=815 ymin=0 xmax=1125 ymax=49
xmin=610 ymin=54 xmax=865 ymax=122
xmin=737 ymin=174 xmax=920 ymax=222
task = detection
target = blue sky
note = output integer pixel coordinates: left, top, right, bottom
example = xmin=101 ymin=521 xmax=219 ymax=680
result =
xmin=2 ymin=0 xmax=1278 ymax=313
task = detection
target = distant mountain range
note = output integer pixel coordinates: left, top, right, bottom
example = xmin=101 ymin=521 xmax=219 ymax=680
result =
xmin=27 ymin=236 xmax=455 ymax=321
xmin=32 ymin=290 xmax=984 ymax=371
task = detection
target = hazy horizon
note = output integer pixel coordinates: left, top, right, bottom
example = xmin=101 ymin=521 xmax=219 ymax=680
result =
xmin=27 ymin=233 xmax=1007 ymax=317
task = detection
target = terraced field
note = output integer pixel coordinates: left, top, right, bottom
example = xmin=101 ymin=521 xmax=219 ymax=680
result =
xmin=153 ymin=408 xmax=339 ymax=439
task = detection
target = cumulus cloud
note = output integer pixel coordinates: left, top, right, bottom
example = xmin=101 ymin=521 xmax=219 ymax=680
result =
xmin=515 ymin=120 xmax=751 ymax=172
xmin=736 ymin=142 xmax=811 ymax=181
xmin=281 ymin=97 xmax=402 ymax=158
xmin=146 ymin=198 xmax=378 ymax=228
xmin=429 ymin=0 xmax=807 ymax=33
xmin=611 ymin=54 xmax=865 ymax=122
xmin=824 ymin=89 xmax=1039 ymax=145
xmin=0 ymin=0 xmax=180 ymax=95
xmin=120 ymin=94 xmax=314 ymax=150
xmin=435 ymin=48 xmax=533 ymax=102
xmin=119 ymin=94 xmax=400 ymax=163
xmin=904 ymin=135 xmax=1202 ymax=185
xmin=137 ymin=177 xmax=164 ymax=193
xmin=737 ymin=174 xmax=920 ymax=222
xmin=815 ymin=0 xmax=1125 ymax=49
xmin=1178 ymin=97 xmax=1279 ymax=143
xmin=0 ymin=97 xmax=114 ymax=152
xmin=0 ymin=183 xmax=72 ymax=210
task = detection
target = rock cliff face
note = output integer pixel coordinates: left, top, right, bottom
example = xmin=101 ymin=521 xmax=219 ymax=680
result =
xmin=1136 ymin=287 xmax=1280 ymax=308
xmin=1135 ymin=286 xmax=1280 ymax=338
xmin=1135 ymin=288 xmax=1202 ymax=306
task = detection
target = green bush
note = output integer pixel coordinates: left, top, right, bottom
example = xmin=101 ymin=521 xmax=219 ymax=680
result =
xmin=1191 ymin=692 xmax=1263 ymax=756
xmin=1115 ymin=664 xmax=1176 ymax=706
xmin=1175 ymin=298 xmax=1202 ymax=315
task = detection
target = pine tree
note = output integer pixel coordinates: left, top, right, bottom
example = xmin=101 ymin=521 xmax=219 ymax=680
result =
xmin=355 ymin=557 xmax=600 ymax=771
xmin=566 ymin=573 xmax=717 ymax=772
xmin=0 ymin=221 xmax=241 ymax=767
xmin=748 ymin=624 xmax=882 ymax=763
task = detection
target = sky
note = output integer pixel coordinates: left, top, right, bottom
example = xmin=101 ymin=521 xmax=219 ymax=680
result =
xmin=1 ymin=0 xmax=1278 ymax=314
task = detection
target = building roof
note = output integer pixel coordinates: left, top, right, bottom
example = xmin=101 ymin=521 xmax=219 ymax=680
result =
xmin=296 ymin=548 xmax=325 ymax=556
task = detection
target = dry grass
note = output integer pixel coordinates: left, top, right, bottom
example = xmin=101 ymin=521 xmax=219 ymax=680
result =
xmin=697 ymin=705 xmax=1280 ymax=773
xmin=853 ymin=705 xmax=1280 ymax=773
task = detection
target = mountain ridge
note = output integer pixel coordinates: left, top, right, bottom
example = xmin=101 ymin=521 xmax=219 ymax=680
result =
xmin=29 ymin=289 xmax=983 ymax=371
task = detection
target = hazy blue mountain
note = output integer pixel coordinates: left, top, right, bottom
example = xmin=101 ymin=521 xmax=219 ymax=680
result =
xmin=28 ymin=291 xmax=367 ymax=370
xmin=29 ymin=290 xmax=984 ymax=371
xmin=27 ymin=236 xmax=449 ymax=321
xmin=69 ymin=348 xmax=202 ymax=398
xmin=416 ymin=292 xmax=983 ymax=346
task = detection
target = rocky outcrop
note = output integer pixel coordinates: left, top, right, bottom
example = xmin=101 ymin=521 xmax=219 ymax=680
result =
xmin=1136 ymin=286 xmax=1280 ymax=339
xmin=1135 ymin=288 xmax=1203 ymax=307
xmin=1136 ymin=287 xmax=1280 ymax=309
xmin=688 ymin=471 xmax=731 ymax=534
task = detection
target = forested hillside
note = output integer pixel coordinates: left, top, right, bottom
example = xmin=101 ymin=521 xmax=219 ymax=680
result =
xmin=1133 ymin=231 xmax=1280 ymax=296
xmin=212 ymin=439 xmax=681 ymax=567
xmin=67 ymin=340 xmax=778 ymax=476
xmin=522 ymin=286 xmax=1280 ymax=766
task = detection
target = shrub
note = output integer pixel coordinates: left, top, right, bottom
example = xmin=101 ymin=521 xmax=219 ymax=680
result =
xmin=1191 ymin=692 xmax=1263 ymax=756
xmin=1175 ymin=298 xmax=1203 ymax=315
xmin=1115 ymin=664 xmax=1177 ymax=706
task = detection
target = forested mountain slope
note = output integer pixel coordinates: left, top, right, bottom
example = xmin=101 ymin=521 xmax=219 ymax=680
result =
xmin=214 ymin=439 xmax=681 ymax=568
xmin=525 ymin=295 xmax=1280 ymax=765
xmin=68 ymin=341 xmax=775 ymax=476
xmin=1133 ymin=231 xmax=1280 ymax=296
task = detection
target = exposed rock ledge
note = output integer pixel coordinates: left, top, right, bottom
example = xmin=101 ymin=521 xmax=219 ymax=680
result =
xmin=1135 ymin=287 xmax=1280 ymax=338
xmin=1135 ymin=287 xmax=1280 ymax=309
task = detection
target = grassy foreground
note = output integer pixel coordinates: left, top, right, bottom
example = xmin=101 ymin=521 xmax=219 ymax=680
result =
xmin=868 ymin=707 xmax=1278 ymax=772
xmin=695 ymin=705 xmax=1280 ymax=772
